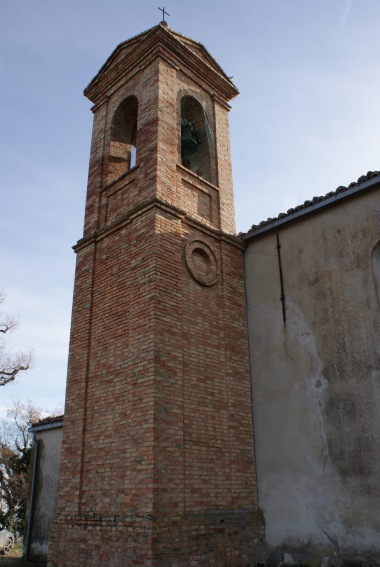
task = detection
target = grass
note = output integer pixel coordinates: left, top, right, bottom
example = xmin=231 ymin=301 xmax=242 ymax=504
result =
xmin=0 ymin=544 xmax=46 ymax=566
xmin=7 ymin=543 xmax=22 ymax=557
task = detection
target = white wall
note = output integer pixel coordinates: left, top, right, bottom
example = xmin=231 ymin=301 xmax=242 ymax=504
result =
xmin=28 ymin=426 xmax=63 ymax=561
xmin=245 ymin=187 xmax=380 ymax=564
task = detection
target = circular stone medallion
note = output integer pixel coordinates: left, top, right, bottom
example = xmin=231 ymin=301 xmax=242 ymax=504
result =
xmin=184 ymin=239 xmax=218 ymax=286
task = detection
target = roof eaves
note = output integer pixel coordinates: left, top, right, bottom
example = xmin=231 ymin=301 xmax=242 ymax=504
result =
xmin=29 ymin=415 xmax=64 ymax=433
xmin=85 ymin=24 xmax=237 ymax=99
xmin=84 ymin=25 xmax=158 ymax=93
xmin=242 ymin=170 xmax=380 ymax=241
xmin=166 ymin=28 xmax=235 ymax=87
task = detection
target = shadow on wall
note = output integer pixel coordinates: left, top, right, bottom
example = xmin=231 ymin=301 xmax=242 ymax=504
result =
xmin=372 ymin=241 xmax=380 ymax=310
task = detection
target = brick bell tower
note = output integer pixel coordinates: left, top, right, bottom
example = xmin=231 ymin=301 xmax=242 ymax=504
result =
xmin=48 ymin=22 xmax=264 ymax=566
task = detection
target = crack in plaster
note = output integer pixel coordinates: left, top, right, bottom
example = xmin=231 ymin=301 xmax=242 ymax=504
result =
xmin=322 ymin=528 xmax=341 ymax=558
xmin=287 ymin=306 xmax=331 ymax=468
xmin=311 ymin=369 xmax=330 ymax=469
xmin=247 ymin=302 xmax=282 ymax=341
xmin=284 ymin=305 xmax=335 ymax=548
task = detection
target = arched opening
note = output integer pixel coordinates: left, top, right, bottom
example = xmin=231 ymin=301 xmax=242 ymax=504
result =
xmin=108 ymin=96 xmax=138 ymax=182
xmin=180 ymin=96 xmax=212 ymax=182
xmin=372 ymin=240 xmax=380 ymax=310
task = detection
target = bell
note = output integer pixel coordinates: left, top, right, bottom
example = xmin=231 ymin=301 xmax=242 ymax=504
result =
xmin=181 ymin=119 xmax=200 ymax=157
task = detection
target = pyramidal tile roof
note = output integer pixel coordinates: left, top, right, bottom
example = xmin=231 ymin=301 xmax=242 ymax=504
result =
xmin=85 ymin=23 xmax=235 ymax=96
xmin=164 ymin=26 xmax=233 ymax=82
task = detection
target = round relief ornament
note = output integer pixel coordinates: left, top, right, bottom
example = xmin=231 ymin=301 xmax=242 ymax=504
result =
xmin=184 ymin=239 xmax=218 ymax=286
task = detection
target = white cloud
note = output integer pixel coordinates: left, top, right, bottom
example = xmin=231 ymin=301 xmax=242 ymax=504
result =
xmin=341 ymin=0 xmax=353 ymax=29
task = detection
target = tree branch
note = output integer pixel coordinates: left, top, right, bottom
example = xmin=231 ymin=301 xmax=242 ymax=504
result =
xmin=0 ymin=320 xmax=18 ymax=334
xmin=0 ymin=289 xmax=33 ymax=387
xmin=0 ymin=351 xmax=34 ymax=387
xmin=0 ymin=291 xmax=18 ymax=334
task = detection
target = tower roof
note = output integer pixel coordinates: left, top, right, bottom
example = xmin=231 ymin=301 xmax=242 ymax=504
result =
xmin=84 ymin=23 xmax=238 ymax=104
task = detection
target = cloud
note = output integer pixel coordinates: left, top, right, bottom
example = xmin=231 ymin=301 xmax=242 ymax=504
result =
xmin=341 ymin=0 xmax=353 ymax=29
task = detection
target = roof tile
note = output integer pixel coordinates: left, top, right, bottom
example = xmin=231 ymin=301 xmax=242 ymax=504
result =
xmin=244 ymin=170 xmax=379 ymax=235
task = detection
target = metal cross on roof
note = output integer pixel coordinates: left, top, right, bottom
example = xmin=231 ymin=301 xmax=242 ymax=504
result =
xmin=158 ymin=6 xmax=170 ymax=22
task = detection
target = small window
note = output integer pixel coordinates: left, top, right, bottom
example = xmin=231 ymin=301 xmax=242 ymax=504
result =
xmin=108 ymin=96 xmax=138 ymax=182
xmin=180 ymin=96 xmax=212 ymax=182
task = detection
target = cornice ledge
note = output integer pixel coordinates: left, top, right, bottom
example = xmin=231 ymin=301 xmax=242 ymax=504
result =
xmin=73 ymin=197 xmax=243 ymax=252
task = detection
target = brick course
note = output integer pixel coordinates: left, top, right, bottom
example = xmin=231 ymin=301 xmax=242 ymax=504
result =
xmin=48 ymin=23 xmax=264 ymax=566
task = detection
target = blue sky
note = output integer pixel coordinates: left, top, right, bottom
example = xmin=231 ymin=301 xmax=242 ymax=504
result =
xmin=1 ymin=0 xmax=379 ymax=414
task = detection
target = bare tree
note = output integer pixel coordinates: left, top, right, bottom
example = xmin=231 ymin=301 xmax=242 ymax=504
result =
xmin=0 ymin=290 xmax=33 ymax=386
xmin=0 ymin=400 xmax=44 ymax=533
xmin=6 ymin=400 xmax=42 ymax=457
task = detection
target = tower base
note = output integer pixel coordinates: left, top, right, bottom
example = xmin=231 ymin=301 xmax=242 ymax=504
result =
xmin=48 ymin=511 xmax=265 ymax=566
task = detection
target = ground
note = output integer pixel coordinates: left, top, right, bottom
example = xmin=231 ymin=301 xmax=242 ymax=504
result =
xmin=0 ymin=545 xmax=45 ymax=566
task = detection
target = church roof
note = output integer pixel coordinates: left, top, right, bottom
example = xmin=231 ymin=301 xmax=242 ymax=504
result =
xmin=29 ymin=414 xmax=64 ymax=432
xmin=84 ymin=23 xmax=237 ymax=102
xmin=242 ymin=170 xmax=380 ymax=241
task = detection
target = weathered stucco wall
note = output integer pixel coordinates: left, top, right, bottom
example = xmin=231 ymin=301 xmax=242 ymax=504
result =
xmin=28 ymin=426 xmax=63 ymax=561
xmin=245 ymin=187 xmax=380 ymax=565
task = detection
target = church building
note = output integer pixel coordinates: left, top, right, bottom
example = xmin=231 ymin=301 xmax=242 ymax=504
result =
xmin=25 ymin=22 xmax=380 ymax=567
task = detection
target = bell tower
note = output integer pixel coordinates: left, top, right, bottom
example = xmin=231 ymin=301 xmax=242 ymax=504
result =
xmin=48 ymin=23 xmax=264 ymax=566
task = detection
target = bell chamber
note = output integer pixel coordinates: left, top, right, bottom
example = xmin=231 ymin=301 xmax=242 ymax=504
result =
xmin=180 ymin=96 xmax=212 ymax=182
xmin=181 ymin=118 xmax=201 ymax=157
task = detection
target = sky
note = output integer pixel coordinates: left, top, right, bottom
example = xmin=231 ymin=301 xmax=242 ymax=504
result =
xmin=1 ymin=0 xmax=379 ymax=415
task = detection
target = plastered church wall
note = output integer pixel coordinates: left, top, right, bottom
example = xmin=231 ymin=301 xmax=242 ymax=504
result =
xmin=244 ymin=182 xmax=380 ymax=564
